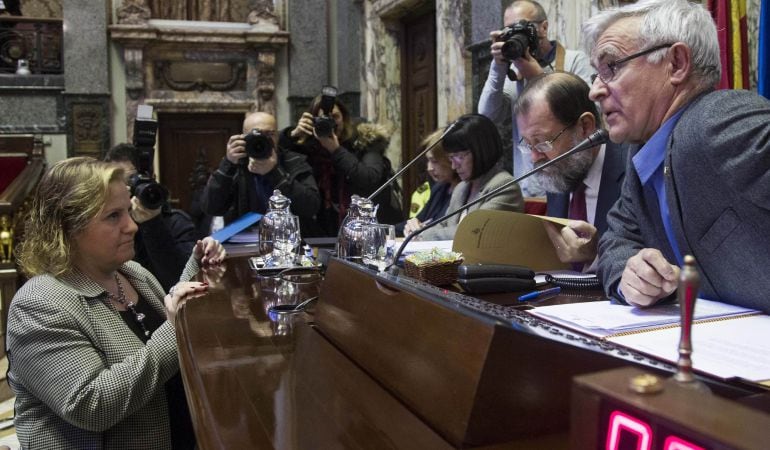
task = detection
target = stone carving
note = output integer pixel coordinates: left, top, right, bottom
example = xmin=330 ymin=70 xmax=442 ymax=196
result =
xmin=247 ymin=0 xmax=279 ymax=27
xmin=155 ymin=61 xmax=246 ymax=92
xmin=256 ymin=51 xmax=276 ymax=115
xmin=150 ymin=0 xmax=234 ymax=22
xmin=124 ymin=47 xmax=145 ymax=100
xmin=117 ymin=0 xmax=152 ymax=25
xmin=110 ymin=8 xmax=287 ymax=141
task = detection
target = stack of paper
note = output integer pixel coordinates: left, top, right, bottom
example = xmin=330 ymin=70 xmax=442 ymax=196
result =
xmin=528 ymin=299 xmax=770 ymax=383
xmin=529 ymin=299 xmax=757 ymax=338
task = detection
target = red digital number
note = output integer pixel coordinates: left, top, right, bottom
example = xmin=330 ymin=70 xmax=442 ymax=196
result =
xmin=606 ymin=410 xmax=652 ymax=450
xmin=663 ymin=436 xmax=704 ymax=450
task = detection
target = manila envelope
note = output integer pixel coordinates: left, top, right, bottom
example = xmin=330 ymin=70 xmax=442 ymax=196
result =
xmin=452 ymin=209 xmax=570 ymax=271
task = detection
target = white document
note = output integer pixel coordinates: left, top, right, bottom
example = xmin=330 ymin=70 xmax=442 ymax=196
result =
xmin=610 ymin=315 xmax=770 ymax=382
xmin=529 ymin=298 xmax=757 ymax=338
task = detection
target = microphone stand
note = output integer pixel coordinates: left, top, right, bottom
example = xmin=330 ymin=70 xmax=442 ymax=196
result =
xmin=367 ymin=121 xmax=459 ymax=201
xmin=387 ymin=129 xmax=609 ymax=275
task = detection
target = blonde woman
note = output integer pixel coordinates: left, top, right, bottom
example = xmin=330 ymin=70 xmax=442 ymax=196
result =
xmin=8 ymin=157 xmax=224 ymax=449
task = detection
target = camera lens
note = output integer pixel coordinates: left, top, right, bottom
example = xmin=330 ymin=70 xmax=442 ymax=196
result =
xmin=244 ymin=130 xmax=273 ymax=160
xmin=132 ymin=177 xmax=168 ymax=210
xmin=313 ymin=116 xmax=336 ymax=138
xmin=501 ymin=33 xmax=530 ymax=60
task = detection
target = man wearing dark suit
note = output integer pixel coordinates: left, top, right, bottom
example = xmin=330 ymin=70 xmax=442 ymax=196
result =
xmin=515 ymin=72 xmax=628 ymax=269
xmin=584 ymin=0 xmax=770 ymax=313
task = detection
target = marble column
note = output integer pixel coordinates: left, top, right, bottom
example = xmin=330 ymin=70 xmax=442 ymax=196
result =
xmin=63 ymin=0 xmax=112 ymax=156
xmin=287 ymin=0 xmax=329 ymax=122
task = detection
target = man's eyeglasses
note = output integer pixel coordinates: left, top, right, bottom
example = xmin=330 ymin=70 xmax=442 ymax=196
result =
xmin=447 ymin=150 xmax=472 ymax=163
xmin=590 ymin=43 xmax=674 ymax=85
xmin=518 ymin=122 xmax=574 ymax=155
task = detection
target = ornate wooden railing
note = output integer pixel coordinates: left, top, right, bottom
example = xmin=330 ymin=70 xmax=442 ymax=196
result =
xmin=0 ymin=135 xmax=46 ymax=355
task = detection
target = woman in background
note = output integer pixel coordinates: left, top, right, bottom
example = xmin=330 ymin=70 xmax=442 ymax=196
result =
xmin=397 ymin=128 xmax=461 ymax=236
xmin=420 ymin=114 xmax=523 ymax=240
xmin=281 ymin=94 xmax=403 ymax=236
xmin=7 ymin=157 xmax=224 ymax=449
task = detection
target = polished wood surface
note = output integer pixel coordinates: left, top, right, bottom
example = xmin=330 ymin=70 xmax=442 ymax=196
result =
xmin=176 ymin=254 xmax=456 ymax=449
xmin=177 ymin=254 xmax=765 ymax=449
xmin=314 ymin=259 xmax=625 ymax=447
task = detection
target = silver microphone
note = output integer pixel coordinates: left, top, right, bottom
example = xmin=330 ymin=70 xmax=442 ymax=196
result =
xmin=367 ymin=120 xmax=460 ymax=201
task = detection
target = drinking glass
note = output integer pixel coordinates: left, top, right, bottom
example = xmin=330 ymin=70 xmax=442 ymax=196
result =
xmin=273 ymin=214 xmax=301 ymax=266
xmin=361 ymin=223 xmax=396 ymax=272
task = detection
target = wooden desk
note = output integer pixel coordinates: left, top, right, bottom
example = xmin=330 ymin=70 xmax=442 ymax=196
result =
xmin=176 ymin=255 xmax=457 ymax=449
xmin=177 ymin=254 xmax=764 ymax=449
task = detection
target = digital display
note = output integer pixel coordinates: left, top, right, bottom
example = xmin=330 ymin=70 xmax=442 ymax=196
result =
xmin=599 ymin=401 xmax=707 ymax=450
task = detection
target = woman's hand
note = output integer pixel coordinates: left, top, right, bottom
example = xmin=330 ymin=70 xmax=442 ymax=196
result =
xmin=164 ymin=281 xmax=208 ymax=326
xmin=403 ymin=218 xmax=424 ymax=236
xmin=290 ymin=112 xmax=315 ymax=140
xmin=193 ymin=237 xmax=226 ymax=266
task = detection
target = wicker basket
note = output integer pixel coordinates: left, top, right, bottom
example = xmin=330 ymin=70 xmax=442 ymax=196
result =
xmin=404 ymin=259 xmax=463 ymax=286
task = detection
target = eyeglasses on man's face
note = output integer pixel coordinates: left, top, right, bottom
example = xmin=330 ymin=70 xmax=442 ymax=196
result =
xmin=447 ymin=150 xmax=472 ymax=163
xmin=590 ymin=43 xmax=674 ymax=85
xmin=518 ymin=122 xmax=574 ymax=155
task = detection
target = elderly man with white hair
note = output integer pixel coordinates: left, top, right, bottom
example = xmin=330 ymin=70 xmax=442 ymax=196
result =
xmin=585 ymin=0 xmax=770 ymax=313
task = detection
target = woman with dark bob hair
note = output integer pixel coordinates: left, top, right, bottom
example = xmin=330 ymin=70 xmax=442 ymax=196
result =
xmin=420 ymin=113 xmax=524 ymax=240
xmin=280 ymin=93 xmax=403 ymax=237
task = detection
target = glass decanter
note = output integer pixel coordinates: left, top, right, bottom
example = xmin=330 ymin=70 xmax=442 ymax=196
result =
xmin=336 ymin=195 xmax=378 ymax=262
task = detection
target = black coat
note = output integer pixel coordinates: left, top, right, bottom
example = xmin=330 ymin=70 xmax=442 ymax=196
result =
xmin=280 ymin=123 xmax=403 ymax=237
xmin=201 ymin=149 xmax=321 ymax=236
xmin=134 ymin=209 xmax=198 ymax=292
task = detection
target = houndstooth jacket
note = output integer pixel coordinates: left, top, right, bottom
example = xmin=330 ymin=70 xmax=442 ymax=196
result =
xmin=7 ymin=257 xmax=198 ymax=450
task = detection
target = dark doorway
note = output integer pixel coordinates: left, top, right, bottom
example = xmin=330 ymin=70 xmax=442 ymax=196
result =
xmin=157 ymin=112 xmax=243 ymax=212
xmin=401 ymin=10 xmax=437 ymax=216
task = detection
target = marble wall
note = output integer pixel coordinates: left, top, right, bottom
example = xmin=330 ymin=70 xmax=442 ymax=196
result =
xmin=362 ymin=2 xmax=404 ymax=166
xmin=436 ymin=0 xmax=470 ymax=124
xmin=363 ymin=0 xmax=472 ymax=167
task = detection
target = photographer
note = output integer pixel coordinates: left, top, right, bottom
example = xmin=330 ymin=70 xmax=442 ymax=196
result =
xmin=105 ymin=144 xmax=203 ymax=292
xmin=478 ymin=0 xmax=593 ymax=197
xmin=201 ymin=111 xmax=320 ymax=236
xmin=280 ymin=90 xmax=403 ymax=237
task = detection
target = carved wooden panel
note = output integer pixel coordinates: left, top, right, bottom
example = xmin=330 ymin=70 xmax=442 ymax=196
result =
xmin=157 ymin=112 xmax=243 ymax=211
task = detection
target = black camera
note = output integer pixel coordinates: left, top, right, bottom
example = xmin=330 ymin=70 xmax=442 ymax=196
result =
xmin=244 ymin=128 xmax=274 ymax=160
xmin=130 ymin=106 xmax=168 ymax=210
xmin=129 ymin=171 xmax=168 ymax=211
xmin=313 ymin=85 xmax=338 ymax=138
xmin=497 ymin=20 xmax=539 ymax=60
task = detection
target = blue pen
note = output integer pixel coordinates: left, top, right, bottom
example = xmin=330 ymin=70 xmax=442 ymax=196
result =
xmin=518 ymin=286 xmax=561 ymax=302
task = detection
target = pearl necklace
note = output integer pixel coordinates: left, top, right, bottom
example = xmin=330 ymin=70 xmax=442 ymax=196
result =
xmin=110 ymin=273 xmax=150 ymax=337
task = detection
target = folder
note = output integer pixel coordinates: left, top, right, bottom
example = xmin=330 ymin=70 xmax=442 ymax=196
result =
xmin=211 ymin=212 xmax=263 ymax=243
xmin=451 ymin=209 xmax=570 ymax=271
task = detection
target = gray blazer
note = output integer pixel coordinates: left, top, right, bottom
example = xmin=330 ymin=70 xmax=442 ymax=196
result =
xmin=8 ymin=258 xmax=198 ymax=449
xmin=597 ymin=90 xmax=770 ymax=312
xmin=421 ymin=167 xmax=524 ymax=240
